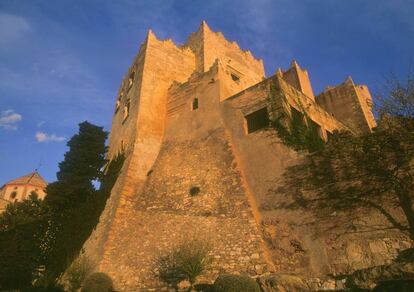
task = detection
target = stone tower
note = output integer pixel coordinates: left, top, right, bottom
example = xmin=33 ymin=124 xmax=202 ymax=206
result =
xmin=83 ymin=22 xmax=410 ymax=291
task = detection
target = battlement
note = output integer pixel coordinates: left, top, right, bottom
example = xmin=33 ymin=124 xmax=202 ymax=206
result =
xmin=316 ymin=76 xmax=376 ymax=133
xmin=185 ymin=21 xmax=265 ymax=88
xmin=277 ymin=60 xmax=315 ymax=100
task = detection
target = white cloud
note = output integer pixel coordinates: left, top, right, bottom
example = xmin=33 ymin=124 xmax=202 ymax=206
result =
xmin=35 ymin=132 xmax=65 ymax=143
xmin=0 ymin=12 xmax=31 ymax=46
xmin=0 ymin=109 xmax=22 ymax=130
xmin=37 ymin=121 xmax=45 ymax=127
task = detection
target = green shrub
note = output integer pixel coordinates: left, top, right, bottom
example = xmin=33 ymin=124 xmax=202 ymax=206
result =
xmin=157 ymin=238 xmax=212 ymax=288
xmin=30 ymin=284 xmax=65 ymax=292
xmin=81 ymin=272 xmax=113 ymax=292
xmin=213 ymin=274 xmax=260 ymax=292
xmin=65 ymin=256 xmax=95 ymax=292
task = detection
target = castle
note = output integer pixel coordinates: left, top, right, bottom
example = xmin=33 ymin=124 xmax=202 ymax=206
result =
xmin=83 ymin=22 xmax=410 ymax=290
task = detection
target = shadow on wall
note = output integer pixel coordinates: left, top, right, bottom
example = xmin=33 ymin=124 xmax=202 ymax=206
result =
xmin=258 ymin=132 xmax=412 ymax=276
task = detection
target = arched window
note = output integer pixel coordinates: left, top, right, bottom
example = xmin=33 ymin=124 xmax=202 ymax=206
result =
xmin=10 ymin=191 xmax=17 ymax=199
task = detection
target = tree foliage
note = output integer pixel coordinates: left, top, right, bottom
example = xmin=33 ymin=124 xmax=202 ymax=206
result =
xmin=277 ymin=74 xmax=414 ymax=239
xmin=0 ymin=192 xmax=44 ymax=232
xmin=45 ymin=121 xmax=108 ymax=210
xmin=157 ymin=238 xmax=212 ymax=289
xmin=269 ymin=82 xmax=324 ymax=153
xmin=213 ymin=274 xmax=261 ymax=292
xmin=376 ymin=72 xmax=414 ymax=118
xmin=0 ymin=121 xmax=124 ymax=289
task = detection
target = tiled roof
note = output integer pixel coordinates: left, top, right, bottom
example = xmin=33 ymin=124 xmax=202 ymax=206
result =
xmin=4 ymin=172 xmax=47 ymax=188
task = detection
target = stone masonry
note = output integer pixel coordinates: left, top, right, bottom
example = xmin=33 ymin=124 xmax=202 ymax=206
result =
xmin=81 ymin=22 xmax=412 ymax=291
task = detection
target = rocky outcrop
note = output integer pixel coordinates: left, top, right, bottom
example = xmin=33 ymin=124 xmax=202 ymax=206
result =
xmin=346 ymin=261 xmax=414 ymax=290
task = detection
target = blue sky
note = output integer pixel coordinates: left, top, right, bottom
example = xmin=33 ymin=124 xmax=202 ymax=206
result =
xmin=0 ymin=0 xmax=413 ymax=184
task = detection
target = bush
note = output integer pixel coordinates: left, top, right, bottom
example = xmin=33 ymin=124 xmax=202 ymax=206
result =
xmin=158 ymin=238 xmax=212 ymax=288
xmin=65 ymin=256 xmax=95 ymax=292
xmin=30 ymin=284 xmax=65 ymax=292
xmin=81 ymin=272 xmax=113 ymax=292
xmin=213 ymin=274 xmax=260 ymax=292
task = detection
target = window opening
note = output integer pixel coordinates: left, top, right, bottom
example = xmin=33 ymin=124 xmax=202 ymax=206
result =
xmin=189 ymin=186 xmax=201 ymax=196
xmin=10 ymin=191 xmax=17 ymax=199
xmin=192 ymin=98 xmax=199 ymax=111
xmin=115 ymin=93 xmax=123 ymax=113
xmin=245 ymin=107 xmax=269 ymax=134
xmin=128 ymin=72 xmax=135 ymax=91
xmin=123 ymin=99 xmax=130 ymax=122
xmin=230 ymin=73 xmax=240 ymax=83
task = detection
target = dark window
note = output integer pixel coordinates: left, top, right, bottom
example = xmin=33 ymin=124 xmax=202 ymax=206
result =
xmin=189 ymin=186 xmax=201 ymax=196
xmin=192 ymin=98 xmax=199 ymax=110
xmin=245 ymin=107 xmax=269 ymax=134
xmin=10 ymin=191 xmax=17 ymax=199
xmin=231 ymin=73 xmax=240 ymax=83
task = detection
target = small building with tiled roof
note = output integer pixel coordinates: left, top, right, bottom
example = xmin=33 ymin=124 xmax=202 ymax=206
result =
xmin=0 ymin=171 xmax=47 ymax=206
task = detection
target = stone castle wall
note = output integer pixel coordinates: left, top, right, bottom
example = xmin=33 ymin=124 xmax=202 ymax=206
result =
xmin=97 ymin=128 xmax=268 ymax=290
xmin=281 ymin=61 xmax=315 ymax=100
xmin=220 ymin=75 xmax=412 ymax=277
xmin=315 ymin=77 xmax=376 ymax=133
xmin=81 ymin=23 xmax=411 ymax=291
xmin=185 ymin=22 xmax=264 ymax=90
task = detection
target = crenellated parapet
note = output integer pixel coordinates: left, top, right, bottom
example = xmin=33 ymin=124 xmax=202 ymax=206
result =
xmin=185 ymin=21 xmax=265 ymax=88
xmin=316 ymin=76 xmax=377 ymax=133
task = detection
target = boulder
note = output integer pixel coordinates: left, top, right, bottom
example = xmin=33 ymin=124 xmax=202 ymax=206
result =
xmin=346 ymin=261 xmax=414 ymax=289
xmin=257 ymin=274 xmax=309 ymax=292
